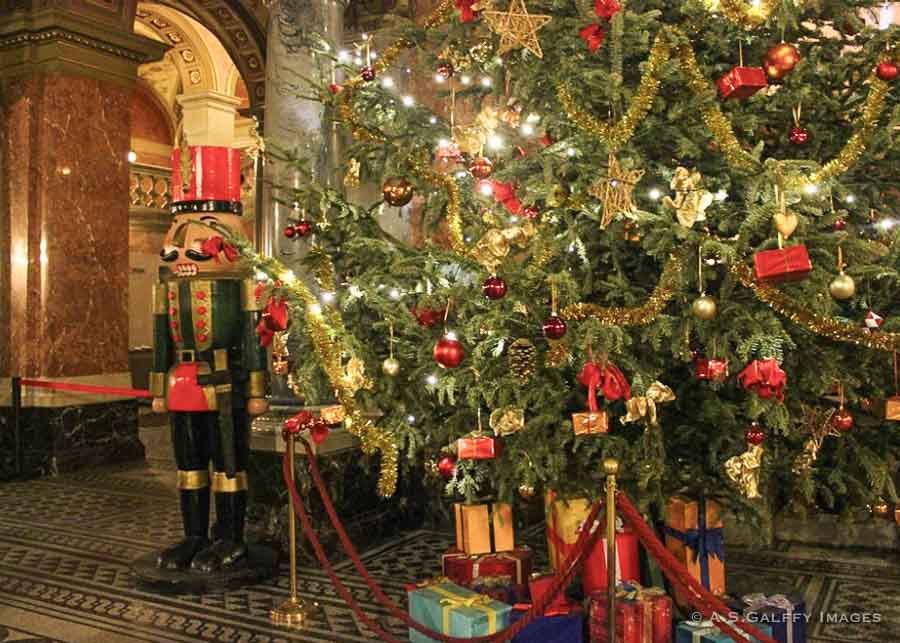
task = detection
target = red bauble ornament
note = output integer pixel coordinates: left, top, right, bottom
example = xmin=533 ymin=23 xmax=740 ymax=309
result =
xmin=433 ymin=334 xmax=465 ymax=368
xmin=294 ymin=220 xmax=313 ymax=237
xmin=482 ymin=275 xmax=508 ymax=300
xmin=764 ymin=43 xmax=801 ymax=80
xmin=522 ymin=206 xmax=540 ymax=220
xmin=328 ymin=83 xmax=344 ymax=95
xmin=832 ymin=218 xmax=847 ymax=232
xmin=437 ymin=454 xmax=457 ymax=479
xmin=437 ymin=61 xmax=455 ymax=79
xmin=412 ymin=306 xmax=442 ymax=328
xmin=832 ymin=408 xmax=854 ymax=432
xmin=876 ymin=61 xmax=898 ymax=82
xmin=542 ymin=315 xmax=567 ymax=340
xmin=361 ymin=66 xmax=376 ymax=82
xmin=789 ymin=126 xmax=810 ymax=145
xmin=382 ymin=177 xmax=414 ymax=207
xmin=745 ymin=422 xmax=766 ymax=446
xmin=469 ymin=157 xmax=494 ymax=180
xmin=284 ymin=225 xmax=297 ymax=239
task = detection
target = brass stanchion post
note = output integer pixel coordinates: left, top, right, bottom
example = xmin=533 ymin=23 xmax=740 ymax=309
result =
xmin=604 ymin=458 xmax=619 ymax=643
xmin=271 ymin=431 xmax=318 ymax=627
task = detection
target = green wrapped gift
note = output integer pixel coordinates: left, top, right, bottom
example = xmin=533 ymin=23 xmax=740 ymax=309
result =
xmin=408 ymin=580 xmax=512 ymax=643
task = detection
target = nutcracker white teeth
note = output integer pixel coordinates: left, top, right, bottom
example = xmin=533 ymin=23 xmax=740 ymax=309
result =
xmin=174 ymin=263 xmax=199 ymax=277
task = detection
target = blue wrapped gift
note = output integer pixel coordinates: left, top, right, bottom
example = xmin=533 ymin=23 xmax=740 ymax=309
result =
xmin=676 ymin=619 xmax=773 ymax=643
xmin=408 ymin=580 xmax=512 ymax=643
xmin=740 ymin=593 xmax=806 ymax=643
xmin=510 ymin=605 xmax=584 ymax=642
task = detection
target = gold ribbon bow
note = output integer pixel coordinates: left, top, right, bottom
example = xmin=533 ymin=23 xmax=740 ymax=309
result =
xmin=617 ymin=581 xmax=667 ymax=602
xmin=620 ymin=381 xmax=676 ymax=426
xmin=490 ymin=407 xmax=525 ymax=436
xmin=436 ymin=592 xmax=497 ymax=633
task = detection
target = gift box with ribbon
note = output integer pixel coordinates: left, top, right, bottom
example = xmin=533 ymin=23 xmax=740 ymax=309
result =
xmin=695 ymin=358 xmax=729 ymax=383
xmin=887 ymin=352 xmax=900 ymax=421
xmin=457 ymin=432 xmax=503 ymax=459
xmin=408 ymin=580 xmax=512 ymax=643
xmin=572 ymin=360 xmax=631 ymax=435
xmin=717 ymin=66 xmax=768 ymax=100
xmin=510 ymin=601 xmax=585 ymax=643
xmin=676 ymin=619 xmax=773 ymax=643
xmin=589 ymin=582 xmax=672 ymax=643
xmin=740 ymin=593 xmax=806 ymax=643
xmin=528 ymin=572 xmax=576 ymax=617
xmin=545 ymin=492 xmax=640 ymax=594
xmin=753 ymin=245 xmax=812 ymax=284
xmin=664 ymin=496 xmax=725 ymax=605
xmin=442 ymin=547 xmax=533 ymax=586
xmin=455 ymin=502 xmax=515 ymax=555
xmin=470 ymin=575 xmax=528 ymax=605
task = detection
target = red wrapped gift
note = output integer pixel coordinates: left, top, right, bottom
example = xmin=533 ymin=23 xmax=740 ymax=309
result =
xmin=171 ymin=145 xmax=242 ymax=203
xmin=442 ymin=547 xmax=533 ymax=586
xmin=529 ymin=572 xmax=574 ymax=617
xmin=717 ymin=66 xmax=768 ymax=100
xmin=753 ymin=245 xmax=812 ymax=284
xmin=545 ymin=492 xmax=640 ymax=594
xmin=457 ymin=433 xmax=502 ymax=459
xmin=590 ymin=583 xmax=673 ymax=643
xmin=694 ymin=358 xmax=729 ymax=382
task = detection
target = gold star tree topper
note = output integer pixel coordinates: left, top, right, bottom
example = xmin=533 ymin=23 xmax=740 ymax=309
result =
xmin=589 ymin=155 xmax=645 ymax=229
xmin=483 ymin=0 xmax=552 ymax=59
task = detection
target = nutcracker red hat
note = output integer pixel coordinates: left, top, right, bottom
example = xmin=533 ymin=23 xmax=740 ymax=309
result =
xmin=170 ymin=143 xmax=243 ymax=215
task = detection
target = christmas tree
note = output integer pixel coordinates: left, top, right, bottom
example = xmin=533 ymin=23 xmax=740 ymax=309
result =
xmin=241 ymin=0 xmax=900 ymax=530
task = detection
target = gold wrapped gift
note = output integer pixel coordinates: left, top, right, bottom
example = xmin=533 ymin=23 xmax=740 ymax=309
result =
xmin=572 ymin=410 xmax=608 ymax=435
xmin=454 ymin=502 xmax=515 ymax=555
xmin=887 ymin=396 xmax=900 ymax=421
xmin=320 ymin=404 xmax=345 ymax=425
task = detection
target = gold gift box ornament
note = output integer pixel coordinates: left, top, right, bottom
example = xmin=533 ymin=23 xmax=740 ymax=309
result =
xmin=887 ymin=351 xmax=900 ymax=422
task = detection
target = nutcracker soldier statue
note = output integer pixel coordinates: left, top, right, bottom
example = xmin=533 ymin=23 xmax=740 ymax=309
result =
xmin=148 ymin=143 xmax=269 ymax=576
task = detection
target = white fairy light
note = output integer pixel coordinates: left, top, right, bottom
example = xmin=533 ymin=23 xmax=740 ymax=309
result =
xmin=308 ymin=303 xmax=323 ymax=315
xmin=846 ymin=194 xmax=856 ymax=203
xmin=338 ymin=50 xmax=350 ymax=62
xmin=804 ymin=183 xmax=819 ymax=195
xmin=401 ymin=95 xmax=414 ymax=107
xmin=648 ymin=188 xmax=662 ymax=200
xmin=406 ymin=415 xmax=416 ymax=424
xmin=487 ymin=134 xmax=503 ymax=150
xmin=320 ymin=291 xmax=335 ymax=304
xmin=429 ymin=116 xmax=438 ymax=124
xmin=460 ymin=74 xmax=472 ymax=85
xmin=566 ymin=148 xmax=577 ymax=157
xmin=445 ymin=331 xmax=458 ymax=341
xmin=381 ymin=76 xmax=394 ymax=88
xmin=715 ymin=189 xmax=728 ymax=202
xmin=354 ymin=56 xmax=363 ymax=65
xmin=455 ymin=170 xmax=468 ymax=178
xmin=876 ymin=218 xmax=897 ymax=231
xmin=127 ymin=151 xmax=137 ymax=163
xmin=426 ymin=374 xmax=438 ymax=385
xmin=521 ymin=123 xmax=535 ymax=136
xmin=434 ymin=74 xmax=446 ymax=83
xmin=281 ymin=270 xmax=297 ymax=284
xmin=388 ymin=288 xmax=401 ymax=300
xmin=255 ymin=270 xmax=268 ymax=282
xmin=480 ymin=77 xmax=492 ymax=87
xmin=526 ymin=113 xmax=540 ymax=123
xmin=479 ymin=181 xmax=494 ymax=196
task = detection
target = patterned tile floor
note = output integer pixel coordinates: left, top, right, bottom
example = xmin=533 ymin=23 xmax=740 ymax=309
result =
xmin=0 ymin=464 xmax=898 ymax=642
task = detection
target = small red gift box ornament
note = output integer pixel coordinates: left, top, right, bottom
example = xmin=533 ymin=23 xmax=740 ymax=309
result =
xmin=753 ymin=244 xmax=812 ymax=284
xmin=717 ymin=66 xmax=768 ymax=100
xmin=695 ymin=357 xmax=729 ymax=382
xmin=457 ymin=432 xmax=502 ymax=459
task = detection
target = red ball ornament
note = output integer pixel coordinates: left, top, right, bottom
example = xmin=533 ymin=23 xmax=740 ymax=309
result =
xmin=764 ymin=43 xmax=801 ymax=80
xmin=437 ymin=454 xmax=457 ymax=479
xmin=831 ymin=408 xmax=854 ymax=432
xmin=437 ymin=61 xmax=455 ymax=79
xmin=469 ymin=157 xmax=494 ymax=180
xmin=433 ymin=334 xmax=465 ymax=368
xmin=876 ymin=61 xmax=898 ymax=82
xmin=328 ymin=83 xmax=344 ymax=95
xmin=745 ymin=422 xmax=766 ymax=446
xmin=542 ymin=315 xmax=567 ymax=340
xmin=789 ymin=126 xmax=810 ymax=145
xmin=482 ymin=275 xmax=507 ymax=300
xmin=294 ymin=220 xmax=313 ymax=237
xmin=832 ymin=218 xmax=847 ymax=232
xmin=284 ymin=225 xmax=297 ymax=239
xmin=361 ymin=66 xmax=376 ymax=82
xmin=412 ymin=306 xmax=442 ymax=328
xmin=522 ymin=206 xmax=540 ymax=220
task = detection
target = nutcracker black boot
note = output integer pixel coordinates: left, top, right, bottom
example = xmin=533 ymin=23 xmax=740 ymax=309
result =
xmin=191 ymin=489 xmax=248 ymax=573
xmin=157 ymin=486 xmax=211 ymax=570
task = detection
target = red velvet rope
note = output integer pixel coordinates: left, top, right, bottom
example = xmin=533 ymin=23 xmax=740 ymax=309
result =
xmin=20 ymin=379 xmax=152 ymax=398
xmin=615 ymin=493 xmax=778 ymax=643
xmin=284 ymin=439 xmax=603 ymax=642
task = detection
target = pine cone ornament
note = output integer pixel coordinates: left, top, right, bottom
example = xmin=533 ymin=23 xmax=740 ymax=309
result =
xmin=508 ymin=338 xmax=537 ymax=382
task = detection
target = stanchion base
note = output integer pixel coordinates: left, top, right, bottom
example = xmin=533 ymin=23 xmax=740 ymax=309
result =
xmin=130 ymin=544 xmax=280 ymax=594
xmin=270 ymin=597 xmax=320 ymax=628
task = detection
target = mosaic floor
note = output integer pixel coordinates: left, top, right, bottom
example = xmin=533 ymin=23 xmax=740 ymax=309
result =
xmin=0 ymin=464 xmax=898 ymax=642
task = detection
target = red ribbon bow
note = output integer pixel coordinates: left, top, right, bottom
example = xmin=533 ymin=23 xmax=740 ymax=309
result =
xmin=579 ymin=23 xmax=607 ymax=52
xmin=456 ymin=0 xmax=480 ymax=22
xmin=283 ymin=410 xmax=330 ymax=444
xmin=491 ymin=181 xmax=523 ymax=215
xmin=578 ymin=361 xmax=632 ymax=410
xmin=738 ymin=358 xmax=787 ymax=402
xmin=200 ymin=236 xmax=240 ymax=263
xmin=594 ymin=0 xmax=621 ymax=19
xmin=256 ymin=297 xmax=289 ymax=348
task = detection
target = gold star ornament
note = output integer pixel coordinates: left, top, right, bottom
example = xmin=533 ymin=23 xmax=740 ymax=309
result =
xmin=589 ymin=155 xmax=645 ymax=229
xmin=483 ymin=0 xmax=552 ymax=59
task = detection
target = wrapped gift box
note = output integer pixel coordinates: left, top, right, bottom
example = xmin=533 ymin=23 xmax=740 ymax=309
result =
xmin=886 ymin=396 xmax=900 ymax=421
xmin=408 ymin=580 xmax=512 ymax=643
xmin=458 ymin=433 xmax=502 ymax=459
xmin=471 ymin=575 xmax=528 ymax=604
xmin=664 ymin=496 xmax=725 ymax=606
xmin=545 ymin=492 xmax=640 ymax=594
xmin=573 ymin=410 xmax=610 ymax=435
xmin=590 ymin=583 xmax=673 ymax=643
xmin=442 ymin=547 xmax=533 ymax=586
xmin=455 ymin=502 xmax=515 ymax=555
xmin=695 ymin=358 xmax=729 ymax=382
xmin=739 ymin=593 xmax=806 ymax=643
xmin=753 ymin=246 xmax=812 ymax=284
xmin=676 ymin=620 xmax=773 ymax=643
xmin=511 ymin=603 xmax=584 ymax=643
xmin=717 ymin=66 xmax=768 ymax=100
xmin=529 ymin=572 xmax=576 ymax=617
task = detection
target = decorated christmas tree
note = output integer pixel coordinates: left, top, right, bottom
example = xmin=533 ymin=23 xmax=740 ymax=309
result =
xmin=240 ymin=0 xmax=900 ymax=531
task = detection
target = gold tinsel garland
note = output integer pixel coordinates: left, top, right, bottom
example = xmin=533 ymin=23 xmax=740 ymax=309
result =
xmin=730 ymin=261 xmax=900 ymax=352
xmin=408 ymin=158 xmax=467 ymax=255
xmin=717 ymin=0 xmax=778 ymax=28
xmin=561 ymin=253 xmax=684 ymax=325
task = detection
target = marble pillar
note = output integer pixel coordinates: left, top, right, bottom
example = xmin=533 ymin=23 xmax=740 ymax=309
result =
xmin=0 ymin=8 xmax=166 ymax=478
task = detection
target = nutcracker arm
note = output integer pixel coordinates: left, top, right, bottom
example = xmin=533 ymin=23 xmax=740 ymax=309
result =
xmin=150 ymin=282 xmax=174 ymax=398
xmin=241 ymin=278 xmax=269 ymax=398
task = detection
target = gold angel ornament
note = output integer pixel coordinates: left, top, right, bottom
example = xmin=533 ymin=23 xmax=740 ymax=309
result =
xmin=663 ymin=166 xmax=714 ymax=228
xmin=470 ymin=220 xmax=536 ymax=273
xmin=724 ymin=444 xmax=763 ymax=499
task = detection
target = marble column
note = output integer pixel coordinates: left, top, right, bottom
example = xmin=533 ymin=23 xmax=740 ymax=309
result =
xmin=0 ymin=7 xmax=167 ymax=477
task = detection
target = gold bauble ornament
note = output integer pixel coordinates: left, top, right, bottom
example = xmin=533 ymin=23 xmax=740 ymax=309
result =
xmin=871 ymin=498 xmax=891 ymax=519
xmin=381 ymin=356 xmax=401 ymax=377
xmin=829 ymin=273 xmax=856 ymax=300
xmin=692 ymin=294 xmax=718 ymax=320
xmin=382 ymin=177 xmax=414 ymax=207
